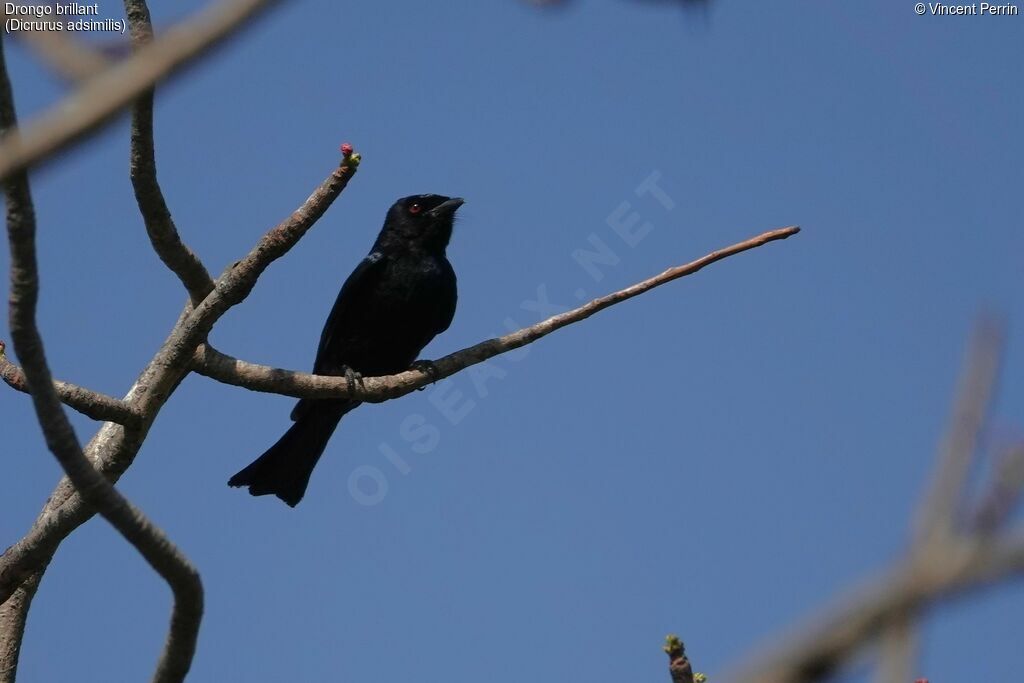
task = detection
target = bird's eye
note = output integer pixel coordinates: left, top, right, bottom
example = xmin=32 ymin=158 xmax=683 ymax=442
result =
xmin=409 ymin=203 xmax=422 ymax=214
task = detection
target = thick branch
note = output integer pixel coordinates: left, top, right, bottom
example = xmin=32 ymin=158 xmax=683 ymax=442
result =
xmin=1 ymin=340 xmax=140 ymax=425
xmin=0 ymin=0 xmax=280 ymax=182
xmin=0 ymin=575 xmax=39 ymax=683
xmin=124 ymin=0 xmax=215 ymax=305
xmin=1 ymin=34 xmax=202 ymax=683
xmin=192 ymin=225 xmax=801 ymax=400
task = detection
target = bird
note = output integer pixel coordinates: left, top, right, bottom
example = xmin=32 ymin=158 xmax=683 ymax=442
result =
xmin=228 ymin=194 xmax=464 ymax=506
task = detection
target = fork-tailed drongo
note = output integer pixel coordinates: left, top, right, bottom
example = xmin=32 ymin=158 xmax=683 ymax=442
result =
xmin=228 ymin=194 xmax=464 ymax=506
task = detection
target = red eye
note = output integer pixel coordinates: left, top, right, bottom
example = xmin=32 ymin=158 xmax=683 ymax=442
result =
xmin=409 ymin=203 xmax=422 ymax=214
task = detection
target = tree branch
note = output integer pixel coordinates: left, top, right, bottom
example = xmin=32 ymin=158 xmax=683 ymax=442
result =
xmin=191 ymin=225 xmax=801 ymax=401
xmin=1 ymin=34 xmax=202 ymax=683
xmin=0 ymin=0 xmax=280 ymax=182
xmin=873 ymin=615 xmax=917 ymax=683
xmin=0 ymin=340 xmax=140 ymax=425
xmin=869 ymin=324 xmax=1006 ymax=683
xmin=10 ymin=28 xmax=110 ymax=83
xmin=915 ymin=319 xmax=1003 ymax=547
xmin=124 ymin=0 xmax=215 ymax=305
xmin=0 ymin=152 xmax=360 ymax=610
xmin=664 ymin=635 xmax=696 ymax=683
xmin=973 ymin=444 xmax=1024 ymax=533
xmin=724 ymin=531 xmax=1024 ymax=683
xmin=723 ymin=322 xmax=1021 ymax=683
xmin=0 ymin=575 xmax=39 ymax=683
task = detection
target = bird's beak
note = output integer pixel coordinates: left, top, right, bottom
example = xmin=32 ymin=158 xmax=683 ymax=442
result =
xmin=429 ymin=197 xmax=465 ymax=217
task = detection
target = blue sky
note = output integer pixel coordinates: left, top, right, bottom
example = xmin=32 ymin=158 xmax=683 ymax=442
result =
xmin=2 ymin=1 xmax=1022 ymax=681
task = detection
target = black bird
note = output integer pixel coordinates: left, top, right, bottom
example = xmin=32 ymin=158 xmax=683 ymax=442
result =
xmin=229 ymin=194 xmax=464 ymax=506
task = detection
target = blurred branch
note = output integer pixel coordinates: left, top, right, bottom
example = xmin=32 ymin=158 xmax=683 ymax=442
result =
xmin=0 ymin=340 xmax=140 ymax=425
xmin=871 ymin=322 xmax=1005 ymax=682
xmin=873 ymin=616 xmax=917 ymax=683
xmin=192 ymin=225 xmax=801 ymax=400
xmin=725 ymin=530 xmax=1024 ymax=683
xmin=0 ymin=0 xmax=280 ymax=182
xmin=723 ymin=322 xmax=1021 ymax=683
xmin=973 ymin=444 xmax=1024 ymax=533
xmin=1 ymin=32 xmax=202 ymax=683
xmin=915 ymin=319 xmax=1003 ymax=547
xmin=10 ymin=28 xmax=110 ymax=82
xmin=125 ymin=0 xmax=215 ymax=305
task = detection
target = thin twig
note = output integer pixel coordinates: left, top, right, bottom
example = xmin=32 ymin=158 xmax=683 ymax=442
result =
xmin=0 ymin=0 xmax=281 ymax=182
xmin=0 ymin=340 xmax=140 ymax=425
xmin=1 ymin=31 xmax=203 ymax=683
xmin=125 ymin=0 xmax=215 ymax=305
xmin=192 ymin=226 xmax=801 ymax=401
xmin=665 ymin=634 xmax=696 ymax=683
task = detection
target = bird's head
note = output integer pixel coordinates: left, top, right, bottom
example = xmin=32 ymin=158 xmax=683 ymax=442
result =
xmin=377 ymin=194 xmax=465 ymax=253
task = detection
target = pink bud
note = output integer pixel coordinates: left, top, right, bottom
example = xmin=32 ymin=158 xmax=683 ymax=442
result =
xmin=340 ymin=142 xmax=354 ymax=156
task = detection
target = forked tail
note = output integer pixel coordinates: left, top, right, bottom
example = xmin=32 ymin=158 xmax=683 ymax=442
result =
xmin=228 ymin=402 xmax=352 ymax=507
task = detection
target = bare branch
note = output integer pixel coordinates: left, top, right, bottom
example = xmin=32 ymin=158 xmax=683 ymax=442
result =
xmin=192 ymin=225 xmax=801 ymax=400
xmin=915 ymin=319 xmax=1004 ymax=546
xmin=0 ymin=154 xmax=360 ymax=608
xmin=11 ymin=28 xmax=110 ymax=83
xmin=0 ymin=340 xmax=140 ymax=425
xmin=190 ymin=157 xmax=364 ymax=317
xmin=124 ymin=0 xmax=215 ymax=305
xmin=725 ymin=532 xmax=1024 ymax=683
xmin=0 ymin=0 xmax=280 ymax=182
xmin=869 ymin=325 xmax=1007 ymax=683
xmin=664 ymin=635 xmax=696 ymax=683
xmin=722 ymin=322 xmax=1020 ymax=683
xmin=1 ymin=34 xmax=202 ymax=683
xmin=0 ymin=575 xmax=40 ymax=683
xmin=973 ymin=443 xmax=1024 ymax=533
xmin=873 ymin=616 xmax=917 ymax=683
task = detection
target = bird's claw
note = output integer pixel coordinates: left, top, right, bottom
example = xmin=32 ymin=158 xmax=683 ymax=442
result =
xmin=410 ymin=360 xmax=439 ymax=390
xmin=342 ymin=366 xmax=364 ymax=397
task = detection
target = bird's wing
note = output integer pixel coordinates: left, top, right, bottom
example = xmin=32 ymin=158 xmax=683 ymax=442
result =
xmin=312 ymin=251 xmax=385 ymax=374
xmin=434 ymin=259 xmax=458 ymax=336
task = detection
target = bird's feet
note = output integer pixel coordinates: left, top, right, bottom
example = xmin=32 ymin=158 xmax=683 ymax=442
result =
xmin=410 ymin=359 xmax=440 ymax=390
xmin=342 ymin=365 xmax=364 ymax=397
